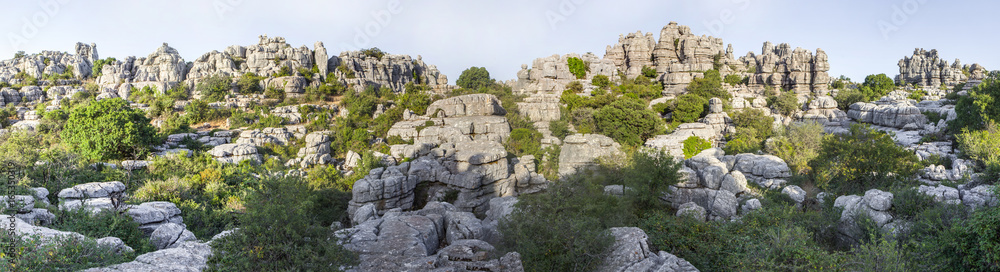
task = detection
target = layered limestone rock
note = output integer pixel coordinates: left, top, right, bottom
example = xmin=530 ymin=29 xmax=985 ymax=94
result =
xmin=644 ymin=98 xmax=732 ymax=159
xmin=601 ymin=227 xmax=700 ymax=272
xmin=798 ymin=96 xmax=849 ymax=133
xmin=895 ymin=48 xmax=976 ymax=87
xmin=665 ymin=149 xmax=747 ymax=221
xmin=834 ymin=189 xmax=901 ymax=245
xmin=97 ymin=43 xmax=188 ymax=94
xmin=336 ymin=202 xmax=524 ymax=271
xmin=235 ymin=127 xmax=295 ymax=146
xmin=2 ymin=214 xmax=134 ymax=254
xmin=332 ymin=51 xmax=450 ymax=94
xmin=719 ymin=153 xmax=793 ymax=190
xmin=243 ymin=35 xmax=314 ymax=77
xmin=510 ymin=53 xmax=617 ymax=94
xmin=516 ymin=93 xmax=561 ymax=122
xmin=847 ymin=100 xmax=927 ymax=130
xmin=387 ymin=94 xmax=511 ymax=145
xmin=558 ymin=134 xmax=624 ymax=177
xmin=738 ymin=42 xmax=830 ymax=96
xmin=208 ymin=143 xmax=262 ymax=164
xmin=288 ymin=131 xmax=333 ymax=168
xmin=0 ymin=42 xmax=96 ymax=84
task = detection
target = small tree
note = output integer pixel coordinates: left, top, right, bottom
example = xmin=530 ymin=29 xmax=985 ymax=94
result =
xmin=456 ymin=67 xmax=494 ymax=90
xmin=595 ymin=99 xmax=663 ymax=146
xmin=197 ymin=74 xmax=232 ymax=102
xmin=859 ymin=73 xmax=896 ymax=101
xmin=811 ymin=124 xmax=920 ymax=195
xmin=673 ymin=94 xmax=708 ymax=123
xmin=592 ymin=74 xmax=612 ymax=89
xmin=682 ymin=136 xmax=712 ymax=159
xmin=61 ymin=98 xmax=158 ymax=161
xmin=567 ymin=57 xmax=587 ymax=79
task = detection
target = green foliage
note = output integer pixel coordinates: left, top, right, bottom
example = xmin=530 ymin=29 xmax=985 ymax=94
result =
xmin=594 ymin=99 xmax=663 ymax=146
xmin=834 ymin=88 xmax=867 ymax=111
xmin=724 ymin=109 xmax=774 ymax=154
xmin=672 ymin=94 xmax=707 ymax=124
xmin=456 ymin=66 xmax=494 ymax=90
xmin=831 ymin=79 xmax=846 ymax=90
xmin=61 ymin=98 xmax=157 ymax=161
xmin=569 ymin=107 xmax=596 ymax=134
xmin=91 ymin=57 xmax=117 ymax=77
xmin=50 ymin=208 xmax=156 ymax=254
xmin=235 ymin=73 xmax=263 ymax=94
xmin=0 ymin=234 xmax=135 ymax=271
xmin=360 ymin=47 xmax=386 ymax=60
xmin=768 ymin=89 xmax=800 ymax=116
xmin=860 ymin=73 xmax=896 ymax=101
xmin=765 ymin=122 xmax=824 ymax=175
xmin=206 ymin=175 xmax=357 ymax=271
xmin=197 ymin=74 xmax=232 ymax=102
xmin=951 ymin=71 xmax=1000 ymax=132
xmin=909 ymin=88 xmax=928 ymax=101
xmin=687 ymin=69 xmax=730 ymax=100
xmin=337 ymin=64 xmax=355 ymax=79
xmin=498 ymin=173 xmax=632 ymax=272
xmin=723 ymin=73 xmax=745 ymax=86
xmin=567 ymin=57 xmax=588 ymax=79
xmin=891 ymin=188 xmax=937 ymax=221
xmin=810 ymin=124 xmax=920 ymax=195
xmin=591 ymin=74 xmax=611 ymax=89
xmin=682 ymin=136 xmax=711 ymax=159
xmin=549 ymin=119 xmax=571 ymax=141
xmin=641 ymin=66 xmax=657 ymax=78
xmin=185 ymin=99 xmax=228 ymax=123
xmin=399 ymin=83 xmax=433 ymax=115
xmin=956 ymin=122 xmax=1000 ymax=182
xmin=507 ymin=128 xmax=542 ymax=158
xmin=565 ymin=81 xmax=583 ymax=93
xmin=602 ymin=149 xmax=681 ymax=215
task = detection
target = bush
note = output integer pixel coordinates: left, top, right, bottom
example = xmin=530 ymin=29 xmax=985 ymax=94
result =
xmin=682 ymin=136 xmax=711 ymax=159
xmin=723 ymin=74 xmax=745 ymax=86
xmin=507 ymin=128 xmax=542 ymax=158
xmin=891 ymin=188 xmax=937 ymax=221
xmin=336 ymin=64 xmax=356 ymax=79
xmin=834 ymin=88 xmax=866 ymax=111
xmin=197 ymin=75 xmax=232 ymax=102
xmin=399 ymin=83 xmax=433 ymax=115
xmin=603 ymin=149 xmax=681 ymax=215
xmin=592 ymin=74 xmax=611 ymax=89
xmin=594 ymin=99 xmax=663 ymax=146
xmin=860 ymin=73 xmax=896 ymax=100
xmin=61 ymin=98 xmax=158 ymax=161
xmin=641 ymin=66 xmax=657 ymax=78
xmin=206 ymin=175 xmax=357 ymax=271
xmin=687 ymin=70 xmax=730 ymax=100
xmin=0 ymin=234 xmax=135 ymax=271
xmin=360 ymin=47 xmax=385 ymax=60
xmin=567 ymin=57 xmax=587 ymax=79
xmin=768 ymin=89 xmax=799 ymax=115
xmin=724 ymin=109 xmax=774 ymax=154
xmin=765 ymin=122 xmax=824 ymax=175
xmin=497 ymin=173 xmax=632 ymax=272
xmin=952 ymin=71 xmax=1000 ymax=132
xmin=235 ymin=73 xmax=263 ymax=94
xmin=264 ymin=87 xmax=284 ymax=100
xmin=672 ymin=94 xmax=707 ymax=124
xmin=956 ymin=121 xmax=1000 ymax=182
xmin=909 ymin=88 xmax=928 ymax=101
xmin=549 ymin=119 xmax=571 ymax=141
xmin=456 ymin=66 xmax=495 ymax=90
xmin=570 ymin=107 xmax=596 ymax=134
xmin=565 ymin=81 xmax=583 ymax=93
xmin=810 ymin=124 xmax=920 ymax=195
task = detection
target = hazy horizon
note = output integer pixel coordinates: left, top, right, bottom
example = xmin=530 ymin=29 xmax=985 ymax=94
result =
xmin=3 ymin=0 xmax=995 ymax=83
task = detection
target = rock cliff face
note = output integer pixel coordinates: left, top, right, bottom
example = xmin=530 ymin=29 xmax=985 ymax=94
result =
xmin=738 ymin=42 xmax=830 ymax=96
xmin=97 ymin=43 xmax=188 ymax=95
xmin=332 ymin=52 xmax=450 ymax=94
xmin=0 ymin=42 xmax=96 ymax=83
xmin=510 ymin=53 xmax=616 ymax=94
xmin=895 ymin=48 xmax=984 ymax=87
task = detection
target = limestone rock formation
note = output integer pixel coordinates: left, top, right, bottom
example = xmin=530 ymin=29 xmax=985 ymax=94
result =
xmin=601 ymin=227 xmax=700 ymax=272
xmin=0 ymin=42 xmax=96 ymax=84
xmin=738 ymin=42 xmax=830 ymax=95
xmin=57 ymin=181 xmax=127 ymax=212
xmin=799 ymin=96 xmax=849 ymax=133
xmin=847 ymin=100 xmax=927 ymax=130
xmin=515 ymin=93 xmax=561 ymax=122
xmin=895 ymin=48 xmax=975 ymax=87
xmin=332 ymin=51 xmax=450 ymax=94
xmin=558 ymin=134 xmax=623 ymax=177
xmin=510 ymin=53 xmax=617 ymax=94
xmin=665 ymin=149 xmax=753 ymax=220
xmin=288 ymin=131 xmax=333 ymax=168
xmin=208 ymin=143 xmax=262 ymax=164
xmin=97 ymin=43 xmax=187 ymax=94
xmin=388 ymin=94 xmax=511 ymax=145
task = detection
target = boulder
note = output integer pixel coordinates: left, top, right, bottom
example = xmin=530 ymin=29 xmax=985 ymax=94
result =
xmin=559 ymin=134 xmax=623 ymax=177
xmin=424 ymin=93 xmax=506 ymax=117
xmin=150 ymin=223 xmax=197 ymax=250
xmin=676 ymin=202 xmax=707 ymax=222
xmin=208 ymin=143 xmax=262 ymax=164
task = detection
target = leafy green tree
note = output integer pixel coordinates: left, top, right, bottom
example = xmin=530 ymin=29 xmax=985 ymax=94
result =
xmin=859 ymin=73 xmax=896 ymax=101
xmin=765 ymin=122 xmax=824 ymax=175
xmin=641 ymin=66 xmax=657 ymax=78
xmin=197 ymin=74 xmax=232 ymax=102
xmin=360 ymin=47 xmax=386 ymax=59
xmin=456 ymin=67 xmax=495 ymax=90
xmin=952 ymin=71 xmax=1000 ymax=132
xmin=235 ymin=73 xmax=263 ymax=94
xmin=549 ymin=119 xmax=571 ymax=140
xmin=724 ymin=109 xmax=775 ymax=154
xmin=61 ymin=98 xmax=158 ymax=160
xmin=834 ymin=88 xmax=866 ymax=110
xmin=507 ymin=128 xmax=542 ymax=158
xmin=956 ymin=121 xmax=1000 ymax=182
xmin=687 ymin=69 xmax=730 ymax=100
xmin=595 ymin=99 xmax=663 ymax=146
xmin=723 ymin=74 xmax=745 ymax=86
xmin=673 ymin=94 xmax=708 ymax=123
xmin=811 ymin=124 xmax=920 ymax=195
xmin=567 ymin=57 xmax=587 ymax=79
xmin=768 ymin=89 xmax=799 ymax=116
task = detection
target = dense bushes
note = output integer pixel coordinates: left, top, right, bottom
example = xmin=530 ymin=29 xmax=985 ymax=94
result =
xmin=834 ymin=88 xmax=866 ymax=111
xmin=91 ymin=57 xmax=117 ymax=77
xmin=768 ymin=88 xmax=800 ymax=115
xmin=61 ymin=98 xmax=158 ymax=161
xmin=0 ymin=234 xmax=134 ymax=271
xmin=765 ymin=121 xmax=824 ymax=175
xmin=952 ymin=71 xmax=1000 ymax=132
xmin=456 ymin=66 xmax=494 ymax=90
xmin=591 ymin=74 xmax=611 ymax=89
xmin=687 ymin=70 xmax=729 ymax=100
xmin=567 ymin=57 xmax=587 ymax=79
xmin=602 ymin=149 xmax=681 ymax=215
xmin=594 ymin=99 xmax=664 ymax=146
xmin=49 ymin=208 xmax=156 ymax=254
xmin=859 ymin=73 xmax=896 ymax=101
xmin=723 ymin=74 xmax=745 ymax=86
xmin=507 ymin=128 xmax=543 ymax=158
xmin=672 ymin=94 xmax=708 ymax=124
xmin=810 ymin=124 xmax=920 ymax=195
xmin=235 ymin=73 xmax=264 ymax=94
xmin=207 ymin=175 xmax=357 ymax=271
xmin=197 ymin=75 xmax=233 ymax=102
xmin=724 ymin=109 xmax=774 ymax=154
xmin=956 ymin=121 xmax=1000 ymax=182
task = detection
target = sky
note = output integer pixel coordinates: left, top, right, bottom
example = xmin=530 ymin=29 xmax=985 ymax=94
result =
xmin=1 ymin=0 xmax=996 ymax=83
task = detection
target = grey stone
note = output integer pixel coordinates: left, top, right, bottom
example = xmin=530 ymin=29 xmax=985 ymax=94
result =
xmin=782 ymin=185 xmax=807 ymax=203
xmin=863 ymin=189 xmax=894 ymax=211
xmin=676 ymin=202 xmax=706 ymax=222
xmin=150 ymin=223 xmax=197 ymax=250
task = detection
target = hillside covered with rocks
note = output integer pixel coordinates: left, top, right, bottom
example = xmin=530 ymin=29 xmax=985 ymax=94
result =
xmin=0 ymin=20 xmax=998 ymax=272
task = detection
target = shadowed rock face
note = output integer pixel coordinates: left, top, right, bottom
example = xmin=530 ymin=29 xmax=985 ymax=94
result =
xmin=895 ymin=48 xmax=984 ymax=87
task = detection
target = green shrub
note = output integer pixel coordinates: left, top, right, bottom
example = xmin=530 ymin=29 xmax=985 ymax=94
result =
xmin=264 ymin=87 xmax=284 ymax=100
xmin=336 ymin=64 xmax=355 ymax=79
xmin=651 ymin=102 xmax=672 ymax=115
xmin=91 ymin=57 xmax=117 ymax=77
xmin=570 ymin=107 xmax=596 ymax=134
xmin=595 ymin=99 xmax=663 ymax=146
xmin=723 ymin=74 xmax=744 ymax=86
xmin=724 ymin=109 xmax=774 ymax=154
xmin=891 ymin=188 xmax=937 ymax=221
xmin=0 ymin=234 xmax=135 ymax=271
xmin=687 ymin=69 xmax=730 ymax=100
xmin=565 ymin=81 xmax=583 ymax=93
xmin=682 ymin=136 xmax=711 ymax=159
xmin=456 ymin=66 xmax=495 ymax=90
xmin=952 ymin=71 xmax=1000 ymax=132
xmin=49 ymin=208 xmax=156 ymax=255
xmin=834 ymin=88 xmax=866 ymax=111
xmin=603 ymin=149 xmax=681 ymax=215
xmin=909 ymin=88 xmax=928 ymax=101
xmin=810 ymin=124 xmax=921 ymax=195
xmin=956 ymin=122 xmax=1000 ymax=182
xmin=206 ymin=175 xmax=357 ymax=271
xmin=506 ymin=128 xmax=542 ymax=158
xmin=860 ymin=73 xmax=896 ymax=101
xmin=549 ymin=119 xmax=571 ymax=141
xmin=672 ymin=94 xmax=707 ymax=124
xmin=641 ymin=66 xmax=657 ymax=78
xmin=360 ymin=47 xmax=386 ymax=60
xmin=235 ymin=73 xmax=263 ymax=94
xmin=592 ymin=74 xmax=611 ymax=89
xmin=197 ymin=75 xmax=232 ymax=102
xmin=61 ymin=98 xmax=158 ymax=161
xmin=399 ymin=83 xmax=433 ymax=115
xmin=765 ymin=122 xmax=824 ymax=175
xmin=768 ymin=89 xmax=799 ymax=115
xmin=567 ymin=57 xmax=587 ymax=79
xmin=497 ymin=173 xmax=632 ymax=272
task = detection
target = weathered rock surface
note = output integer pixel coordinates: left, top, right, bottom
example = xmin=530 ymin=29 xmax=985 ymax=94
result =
xmin=208 ymin=143 xmax=262 ymax=164
xmin=559 ymin=134 xmax=624 ymax=177
xmin=57 ymin=181 xmax=127 ymax=212
xmin=739 ymin=42 xmax=830 ymax=95
xmin=601 ymin=227 xmax=699 ymax=272
xmin=516 ymin=93 xmax=561 ymax=122
xmin=150 ymin=223 xmax=197 ymax=250
xmin=847 ymin=100 xmax=927 ymax=130
xmin=510 ymin=53 xmax=617 ymax=95
xmin=834 ymin=189 xmax=896 ymax=245
xmin=0 ymin=42 xmax=96 ymax=85
xmin=333 ymin=51 xmax=450 ymax=94
xmin=895 ymin=48 xmax=981 ymax=87
xmin=82 ymin=240 xmax=216 ymax=272
xmin=666 ymin=149 xmax=748 ymax=220
xmin=236 ymin=127 xmax=295 ymax=146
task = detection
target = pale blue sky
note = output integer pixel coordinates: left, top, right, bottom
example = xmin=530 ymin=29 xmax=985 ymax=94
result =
xmin=2 ymin=0 xmax=994 ymax=83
